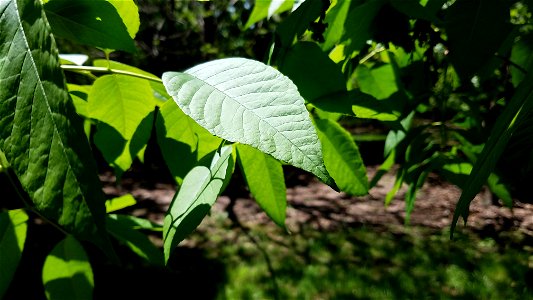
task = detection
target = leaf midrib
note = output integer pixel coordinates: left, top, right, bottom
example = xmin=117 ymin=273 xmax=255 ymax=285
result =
xmin=184 ymin=67 xmax=326 ymax=178
xmin=13 ymin=1 xmax=87 ymax=216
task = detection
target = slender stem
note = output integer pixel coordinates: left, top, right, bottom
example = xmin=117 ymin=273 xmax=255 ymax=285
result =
xmin=359 ymin=45 xmax=386 ymax=65
xmin=61 ymin=65 xmax=163 ymax=83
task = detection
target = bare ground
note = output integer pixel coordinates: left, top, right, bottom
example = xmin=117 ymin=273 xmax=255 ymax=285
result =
xmin=100 ymin=166 xmax=533 ymax=238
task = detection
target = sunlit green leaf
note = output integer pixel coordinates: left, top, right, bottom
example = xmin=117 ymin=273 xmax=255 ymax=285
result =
xmin=105 ymin=194 xmax=137 ymax=213
xmin=0 ymin=209 xmax=28 ymax=298
xmin=237 ymin=144 xmax=286 ymax=228
xmin=163 ymin=146 xmax=234 ymax=263
xmin=89 ymin=75 xmax=156 ymax=176
xmin=162 ymin=58 xmax=333 ymax=185
xmin=106 ymin=0 xmax=140 ymax=38
xmin=355 ymin=64 xmax=398 ymax=100
xmin=42 ymin=236 xmax=94 ymax=300
xmin=244 ymin=0 xmax=294 ymax=29
xmin=314 ymin=118 xmax=368 ymax=196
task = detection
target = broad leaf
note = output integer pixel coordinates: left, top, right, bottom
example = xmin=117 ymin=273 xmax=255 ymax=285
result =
xmin=0 ymin=209 xmax=28 ymax=298
xmin=42 ymin=236 xmax=93 ymax=300
xmin=162 ymin=58 xmax=333 ymax=185
xmin=0 ymin=0 xmax=110 ymax=248
xmin=156 ymin=100 xmax=221 ymax=184
xmin=236 ymin=144 xmax=286 ymax=228
xmin=106 ymin=0 xmax=140 ymax=39
xmin=314 ymin=118 xmax=368 ymax=196
xmin=106 ymin=215 xmax=163 ymax=265
xmin=43 ymin=0 xmax=135 ymax=52
xmin=280 ymin=42 xmax=346 ymax=101
xmin=322 ymin=0 xmax=352 ymax=51
xmin=108 ymin=214 xmax=162 ymax=231
xmin=163 ymin=146 xmax=234 ymax=263
xmin=89 ymin=74 xmax=156 ymax=176
xmin=444 ymin=0 xmax=512 ymax=80
xmin=244 ymin=0 xmax=294 ymax=29
xmin=355 ymin=64 xmax=398 ymax=100
xmin=276 ymin=0 xmax=325 ymax=48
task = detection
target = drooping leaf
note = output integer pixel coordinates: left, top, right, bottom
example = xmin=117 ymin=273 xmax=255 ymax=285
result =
xmin=444 ymin=0 xmax=512 ymax=80
xmin=236 ymin=143 xmax=286 ymax=228
xmin=163 ymin=146 xmax=234 ymax=263
xmin=105 ymin=194 xmax=137 ymax=213
xmin=313 ymin=118 xmax=368 ymax=196
xmin=89 ymin=74 xmax=156 ymax=176
xmin=162 ymin=58 xmax=333 ymax=185
xmin=156 ymin=100 xmax=222 ymax=184
xmin=452 ymin=65 xmax=533 ymax=236
xmin=0 ymin=0 xmax=110 ymax=248
xmin=42 ymin=236 xmax=93 ymax=300
xmin=106 ymin=0 xmax=140 ymax=39
xmin=0 ymin=209 xmax=28 ymax=298
xmin=106 ymin=215 xmax=163 ymax=265
xmin=43 ymin=0 xmax=136 ymax=52
xmin=244 ymin=0 xmax=294 ymax=29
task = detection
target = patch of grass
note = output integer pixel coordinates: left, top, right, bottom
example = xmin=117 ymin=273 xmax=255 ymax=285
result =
xmin=188 ymin=223 xmax=533 ymax=299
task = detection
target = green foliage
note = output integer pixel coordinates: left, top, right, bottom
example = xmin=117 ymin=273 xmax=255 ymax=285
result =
xmin=163 ymin=146 xmax=234 ymax=263
xmin=2 ymin=0 xmax=533 ymax=296
xmin=0 ymin=0 xmax=110 ymax=249
xmin=236 ymin=144 xmax=287 ymax=228
xmin=42 ymin=236 xmax=93 ymax=300
xmin=0 ymin=209 xmax=27 ymax=298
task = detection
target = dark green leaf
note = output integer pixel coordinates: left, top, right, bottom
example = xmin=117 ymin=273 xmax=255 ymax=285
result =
xmin=452 ymin=65 xmax=533 ymax=235
xmin=44 ymin=0 xmax=136 ymax=52
xmin=444 ymin=0 xmax=512 ymax=80
xmin=106 ymin=215 xmax=163 ymax=265
xmin=0 ymin=0 xmax=110 ymax=249
xmin=341 ymin=0 xmax=386 ymax=54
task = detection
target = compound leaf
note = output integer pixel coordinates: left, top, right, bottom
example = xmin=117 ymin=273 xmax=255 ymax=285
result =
xmin=162 ymin=58 xmax=332 ymax=185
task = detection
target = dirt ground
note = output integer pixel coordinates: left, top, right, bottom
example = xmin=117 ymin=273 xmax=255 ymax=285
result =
xmin=101 ymin=166 xmax=533 ymax=238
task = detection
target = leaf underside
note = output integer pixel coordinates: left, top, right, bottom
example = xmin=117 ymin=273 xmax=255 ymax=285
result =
xmin=162 ymin=57 xmax=332 ymax=186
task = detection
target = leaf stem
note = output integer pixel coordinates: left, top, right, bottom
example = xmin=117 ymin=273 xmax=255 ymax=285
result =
xmin=61 ymin=65 xmax=163 ymax=83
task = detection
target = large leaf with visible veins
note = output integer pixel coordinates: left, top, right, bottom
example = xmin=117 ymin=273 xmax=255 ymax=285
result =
xmin=162 ymin=58 xmax=333 ymax=186
xmin=0 ymin=0 xmax=109 ymax=248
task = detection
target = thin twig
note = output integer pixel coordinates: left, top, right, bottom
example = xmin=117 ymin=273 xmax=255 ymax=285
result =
xmin=61 ymin=65 xmax=163 ymax=83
